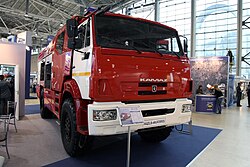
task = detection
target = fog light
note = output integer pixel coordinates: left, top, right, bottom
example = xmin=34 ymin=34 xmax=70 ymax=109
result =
xmin=93 ymin=109 xmax=117 ymax=121
xmin=182 ymin=104 xmax=191 ymax=113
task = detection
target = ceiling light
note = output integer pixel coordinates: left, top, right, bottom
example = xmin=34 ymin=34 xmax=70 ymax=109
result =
xmin=8 ymin=31 xmax=11 ymax=35
xmin=60 ymin=23 xmax=63 ymax=27
xmin=24 ymin=13 xmax=29 ymax=17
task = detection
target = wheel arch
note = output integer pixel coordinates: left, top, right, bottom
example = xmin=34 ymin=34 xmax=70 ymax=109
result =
xmin=63 ymin=79 xmax=82 ymax=100
xmin=60 ymin=80 xmax=81 ymax=119
xmin=61 ymin=79 xmax=89 ymax=134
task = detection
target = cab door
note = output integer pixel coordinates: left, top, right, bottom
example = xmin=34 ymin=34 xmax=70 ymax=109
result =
xmin=40 ymin=29 xmax=65 ymax=115
xmin=43 ymin=51 xmax=53 ymax=112
xmin=72 ymin=18 xmax=93 ymax=99
xmin=52 ymin=30 xmax=66 ymax=92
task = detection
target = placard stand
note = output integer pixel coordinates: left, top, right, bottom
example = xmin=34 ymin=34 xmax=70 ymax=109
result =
xmin=117 ymin=106 xmax=144 ymax=167
xmin=126 ymin=126 xmax=131 ymax=167
xmin=175 ymin=119 xmax=192 ymax=135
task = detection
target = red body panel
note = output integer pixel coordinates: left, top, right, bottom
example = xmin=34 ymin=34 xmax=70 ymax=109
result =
xmin=89 ymin=47 xmax=192 ymax=102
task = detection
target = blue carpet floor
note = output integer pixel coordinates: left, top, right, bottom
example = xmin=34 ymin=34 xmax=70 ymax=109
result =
xmin=25 ymin=104 xmax=40 ymax=115
xmin=44 ymin=125 xmax=222 ymax=167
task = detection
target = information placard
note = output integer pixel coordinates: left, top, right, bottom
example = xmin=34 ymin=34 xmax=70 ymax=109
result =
xmin=117 ymin=106 xmax=144 ymax=126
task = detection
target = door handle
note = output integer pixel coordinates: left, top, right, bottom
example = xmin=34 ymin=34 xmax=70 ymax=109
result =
xmin=82 ymin=52 xmax=90 ymax=60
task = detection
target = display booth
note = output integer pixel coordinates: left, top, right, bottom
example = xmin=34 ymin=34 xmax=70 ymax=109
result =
xmin=190 ymin=56 xmax=229 ymax=112
xmin=195 ymin=94 xmax=217 ymax=112
xmin=0 ymin=41 xmax=26 ymax=119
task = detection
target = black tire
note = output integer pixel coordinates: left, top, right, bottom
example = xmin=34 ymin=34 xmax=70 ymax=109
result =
xmin=40 ymin=89 xmax=52 ymax=119
xmin=138 ymin=126 xmax=172 ymax=143
xmin=60 ymin=98 xmax=93 ymax=157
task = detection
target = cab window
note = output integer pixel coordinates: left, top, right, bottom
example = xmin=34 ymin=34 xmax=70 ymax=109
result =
xmin=56 ymin=31 xmax=65 ymax=54
xmin=78 ymin=21 xmax=90 ymax=47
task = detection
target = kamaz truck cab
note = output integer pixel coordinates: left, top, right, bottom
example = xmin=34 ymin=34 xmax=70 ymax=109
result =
xmin=37 ymin=8 xmax=193 ymax=156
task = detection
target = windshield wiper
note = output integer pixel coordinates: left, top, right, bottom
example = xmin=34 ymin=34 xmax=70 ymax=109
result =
xmin=156 ymin=46 xmax=180 ymax=58
xmin=100 ymin=36 xmax=142 ymax=54
xmin=133 ymin=41 xmax=163 ymax=57
xmin=143 ymin=41 xmax=180 ymax=58
xmin=172 ymin=51 xmax=180 ymax=58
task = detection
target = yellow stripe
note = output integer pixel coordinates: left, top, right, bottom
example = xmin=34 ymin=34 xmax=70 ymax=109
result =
xmin=72 ymin=72 xmax=91 ymax=77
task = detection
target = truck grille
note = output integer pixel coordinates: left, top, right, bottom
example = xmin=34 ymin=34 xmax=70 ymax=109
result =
xmin=142 ymin=108 xmax=175 ymax=117
xmin=138 ymin=82 xmax=167 ymax=95
xmin=123 ymin=99 xmax=176 ymax=104
xmin=139 ymin=82 xmax=167 ymax=87
xmin=138 ymin=90 xmax=167 ymax=95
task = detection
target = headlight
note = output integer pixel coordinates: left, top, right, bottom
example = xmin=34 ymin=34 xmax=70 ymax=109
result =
xmin=182 ymin=104 xmax=191 ymax=113
xmin=93 ymin=109 xmax=117 ymax=121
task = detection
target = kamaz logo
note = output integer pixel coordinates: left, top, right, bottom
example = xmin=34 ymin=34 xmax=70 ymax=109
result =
xmin=152 ymin=85 xmax=157 ymax=92
xmin=140 ymin=78 xmax=167 ymax=82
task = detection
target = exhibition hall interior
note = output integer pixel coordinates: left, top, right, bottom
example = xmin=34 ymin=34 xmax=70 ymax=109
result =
xmin=0 ymin=0 xmax=250 ymax=167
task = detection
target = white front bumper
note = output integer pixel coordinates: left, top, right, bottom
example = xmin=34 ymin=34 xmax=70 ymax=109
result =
xmin=88 ymin=98 xmax=192 ymax=135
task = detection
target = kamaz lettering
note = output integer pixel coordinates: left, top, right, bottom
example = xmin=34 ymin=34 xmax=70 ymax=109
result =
xmin=140 ymin=78 xmax=167 ymax=82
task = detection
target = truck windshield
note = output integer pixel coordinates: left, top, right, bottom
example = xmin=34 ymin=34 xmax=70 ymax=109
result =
xmin=95 ymin=15 xmax=183 ymax=57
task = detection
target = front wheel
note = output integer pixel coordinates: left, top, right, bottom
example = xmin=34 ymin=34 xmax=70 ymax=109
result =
xmin=138 ymin=126 xmax=172 ymax=143
xmin=60 ymin=98 xmax=93 ymax=157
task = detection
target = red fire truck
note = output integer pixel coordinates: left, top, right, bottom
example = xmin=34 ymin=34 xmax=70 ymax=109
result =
xmin=37 ymin=8 xmax=193 ymax=156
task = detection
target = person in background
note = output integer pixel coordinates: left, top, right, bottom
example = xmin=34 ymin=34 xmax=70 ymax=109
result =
xmin=32 ymin=77 xmax=37 ymax=93
xmin=196 ymin=85 xmax=204 ymax=94
xmin=247 ymin=82 xmax=250 ymax=107
xmin=8 ymin=76 xmax=15 ymax=101
xmin=0 ymin=75 xmax=12 ymax=115
xmin=236 ymin=82 xmax=242 ymax=107
xmin=213 ymin=84 xmax=223 ymax=114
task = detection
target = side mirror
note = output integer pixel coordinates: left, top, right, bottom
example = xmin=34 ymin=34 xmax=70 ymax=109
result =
xmin=67 ymin=19 xmax=82 ymax=49
xmin=179 ymin=35 xmax=188 ymax=57
xmin=68 ymin=38 xmax=83 ymax=49
xmin=66 ymin=19 xmax=78 ymax=38
xmin=184 ymin=39 xmax=188 ymax=53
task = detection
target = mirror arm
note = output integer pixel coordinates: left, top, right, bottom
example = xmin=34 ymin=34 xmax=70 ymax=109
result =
xmin=179 ymin=35 xmax=188 ymax=56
